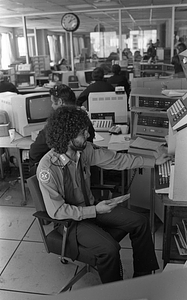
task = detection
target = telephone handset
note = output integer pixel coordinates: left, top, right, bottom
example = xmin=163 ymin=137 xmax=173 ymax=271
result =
xmin=108 ymin=125 xmax=121 ymax=134
xmin=167 ymin=92 xmax=187 ymax=131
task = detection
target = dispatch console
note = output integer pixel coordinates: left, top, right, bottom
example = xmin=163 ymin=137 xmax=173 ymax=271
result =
xmin=130 ymin=87 xmax=177 ymax=140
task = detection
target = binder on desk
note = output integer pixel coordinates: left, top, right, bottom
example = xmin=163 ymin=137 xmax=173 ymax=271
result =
xmin=155 ymin=160 xmax=172 ymax=194
xmin=174 ymin=235 xmax=187 ymax=256
xmin=174 ymin=222 xmax=187 ymax=256
xmin=182 ymin=219 xmax=187 ymax=243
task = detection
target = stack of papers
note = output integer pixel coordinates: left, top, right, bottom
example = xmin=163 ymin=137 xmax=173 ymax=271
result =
xmin=93 ymin=132 xmax=104 ymax=142
xmin=129 ymin=137 xmax=165 ymax=157
xmin=162 ymin=89 xmax=187 ymax=97
xmin=130 ymin=137 xmax=164 ymax=151
xmin=108 ymin=134 xmax=131 ymax=151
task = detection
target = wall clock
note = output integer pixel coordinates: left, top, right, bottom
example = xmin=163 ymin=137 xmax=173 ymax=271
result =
xmin=61 ymin=13 xmax=80 ymax=32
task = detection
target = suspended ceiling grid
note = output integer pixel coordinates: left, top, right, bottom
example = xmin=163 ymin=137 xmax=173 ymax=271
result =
xmin=0 ymin=0 xmax=186 ymax=32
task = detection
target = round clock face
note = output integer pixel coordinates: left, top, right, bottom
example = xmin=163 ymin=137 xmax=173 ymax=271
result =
xmin=61 ymin=13 xmax=80 ymax=32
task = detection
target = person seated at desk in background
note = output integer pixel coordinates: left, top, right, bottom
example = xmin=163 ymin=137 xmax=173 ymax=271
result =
xmin=76 ymin=67 xmax=114 ymax=108
xmin=37 ymin=105 xmax=171 ymax=284
xmin=0 ymin=71 xmax=19 ymax=93
xmin=54 ymin=58 xmax=71 ymax=71
xmin=29 ymin=83 xmax=95 ymax=175
xmin=146 ymin=39 xmax=156 ymax=60
xmin=107 ymin=64 xmax=131 ymax=100
xmin=171 ymin=42 xmax=187 ymax=77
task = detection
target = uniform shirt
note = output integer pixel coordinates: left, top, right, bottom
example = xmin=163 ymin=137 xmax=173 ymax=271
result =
xmin=37 ymin=142 xmax=155 ymax=221
xmin=76 ymin=80 xmax=114 ymax=107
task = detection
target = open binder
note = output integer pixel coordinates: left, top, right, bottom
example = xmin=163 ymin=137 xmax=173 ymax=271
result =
xmin=174 ymin=220 xmax=187 ymax=256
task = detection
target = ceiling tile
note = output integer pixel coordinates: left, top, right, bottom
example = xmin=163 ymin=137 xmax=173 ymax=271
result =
xmin=0 ymin=0 xmax=186 ymax=32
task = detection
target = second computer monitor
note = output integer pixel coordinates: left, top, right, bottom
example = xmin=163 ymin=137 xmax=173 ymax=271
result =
xmin=76 ymin=70 xmax=94 ymax=87
xmin=88 ymin=92 xmax=128 ymax=124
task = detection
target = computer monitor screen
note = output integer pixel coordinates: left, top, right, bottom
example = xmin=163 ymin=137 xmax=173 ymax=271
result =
xmin=76 ymin=70 xmax=94 ymax=86
xmin=10 ymin=92 xmax=52 ymax=136
xmin=52 ymin=71 xmax=63 ymax=82
xmin=26 ymin=94 xmax=52 ymax=123
xmin=88 ymin=92 xmax=128 ymax=124
xmin=85 ymin=71 xmax=93 ymax=84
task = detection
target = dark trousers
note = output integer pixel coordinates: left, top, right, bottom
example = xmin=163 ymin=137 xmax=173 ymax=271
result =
xmin=76 ymin=206 xmax=159 ymax=283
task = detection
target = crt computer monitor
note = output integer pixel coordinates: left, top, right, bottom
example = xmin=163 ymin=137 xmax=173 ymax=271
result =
xmin=76 ymin=70 xmax=94 ymax=87
xmin=2 ymin=92 xmax=52 ymax=137
xmin=88 ymin=92 xmax=128 ymax=124
xmin=15 ymin=72 xmax=36 ymax=89
xmin=52 ymin=71 xmax=74 ymax=86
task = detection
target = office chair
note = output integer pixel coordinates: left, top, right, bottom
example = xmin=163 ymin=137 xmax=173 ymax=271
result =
xmin=27 ymin=175 xmax=125 ymax=293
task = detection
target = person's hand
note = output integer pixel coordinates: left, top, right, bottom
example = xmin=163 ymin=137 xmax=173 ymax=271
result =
xmin=155 ymin=152 xmax=171 ymax=165
xmin=95 ymin=200 xmax=117 ymax=214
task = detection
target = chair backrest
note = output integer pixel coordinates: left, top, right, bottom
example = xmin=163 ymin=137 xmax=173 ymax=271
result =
xmin=27 ymin=175 xmax=46 ymax=212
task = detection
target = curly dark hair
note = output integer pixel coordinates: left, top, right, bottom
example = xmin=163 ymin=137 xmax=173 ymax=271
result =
xmin=111 ymin=64 xmax=121 ymax=75
xmin=49 ymin=83 xmax=76 ymax=105
xmin=46 ymin=106 xmax=90 ymax=154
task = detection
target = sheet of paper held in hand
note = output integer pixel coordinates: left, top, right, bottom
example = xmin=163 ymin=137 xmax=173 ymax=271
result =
xmin=108 ymin=194 xmax=130 ymax=206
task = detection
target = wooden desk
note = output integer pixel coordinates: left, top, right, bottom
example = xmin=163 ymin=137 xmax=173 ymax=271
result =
xmin=162 ymin=196 xmax=187 ymax=267
xmin=0 ymin=133 xmax=33 ymax=205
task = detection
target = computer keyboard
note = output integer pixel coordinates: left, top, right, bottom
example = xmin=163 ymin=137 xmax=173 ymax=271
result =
xmin=91 ymin=119 xmax=113 ymax=132
xmin=155 ymin=160 xmax=172 ymax=190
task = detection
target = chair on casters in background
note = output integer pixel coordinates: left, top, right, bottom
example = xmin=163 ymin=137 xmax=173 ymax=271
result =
xmin=27 ymin=175 xmax=125 ymax=293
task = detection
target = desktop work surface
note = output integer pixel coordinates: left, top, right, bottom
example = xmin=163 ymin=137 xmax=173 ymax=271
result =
xmin=18 ymin=86 xmax=84 ymax=98
xmin=33 ymin=267 xmax=187 ymax=300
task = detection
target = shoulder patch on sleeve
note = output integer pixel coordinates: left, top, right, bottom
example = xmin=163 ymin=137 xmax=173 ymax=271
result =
xmin=39 ymin=169 xmax=51 ymax=183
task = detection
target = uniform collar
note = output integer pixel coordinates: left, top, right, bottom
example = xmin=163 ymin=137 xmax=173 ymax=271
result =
xmin=60 ymin=152 xmax=81 ymax=166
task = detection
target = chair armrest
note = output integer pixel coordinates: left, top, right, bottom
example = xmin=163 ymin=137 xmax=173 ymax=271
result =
xmin=33 ymin=211 xmax=72 ymax=227
xmin=91 ymin=184 xmax=117 ymax=191
xmin=33 ymin=211 xmax=53 ymax=222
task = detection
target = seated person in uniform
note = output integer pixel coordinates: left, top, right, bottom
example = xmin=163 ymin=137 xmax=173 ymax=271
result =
xmin=0 ymin=71 xmax=19 ymax=94
xmin=107 ymin=64 xmax=131 ymax=100
xmin=29 ymin=83 xmax=95 ymax=175
xmin=76 ymin=67 xmax=114 ymax=108
xmin=37 ymin=105 xmax=170 ymax=284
